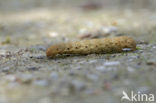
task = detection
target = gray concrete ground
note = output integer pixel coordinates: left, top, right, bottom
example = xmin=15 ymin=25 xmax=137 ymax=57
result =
xmin=0 ymin=0 xmax=156 ymax=103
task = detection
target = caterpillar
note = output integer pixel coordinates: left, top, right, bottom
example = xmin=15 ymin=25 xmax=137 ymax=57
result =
xmin=46 ymin=36 xmax=136 ymax=58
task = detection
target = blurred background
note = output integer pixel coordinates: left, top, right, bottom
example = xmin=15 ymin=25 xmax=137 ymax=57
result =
xmin=1 ymin=0 xmax=156 ymax=45
xmin=0 ymin=0 xmax=156 ymax=11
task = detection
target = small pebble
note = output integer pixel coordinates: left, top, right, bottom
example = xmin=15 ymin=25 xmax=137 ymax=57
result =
xmin=34 ymin=80 xmax=48 ymax=86
xmin=146 ymin=61 xmax=156 ymax=66
xmin=96 ymin=66 xmax=106 ymax=71
xmin=101 ymin=26 xmax=118 ymax=34
xmin=127 ymin=66 xmax=135 ymax=73
xmin=134 ymin=49 xmax=144 ymax=53
xmin=88 ymin=59 xmax=97 ymax=64
xmin=48 ymin=31 xmax=59 ymax=38
xmin=0 ymin=50 xmax=7 ymax=55
xmin=86 ymin=74 xmax=98 ymax=81
xmin=5 ymin=75 xmax=16 ymax=82
xmin=81 ymin=2 xmax=101 ymax=10
xmin=2 ymin=67 xmax=11 ymax=72
xmin=69 ymin=80 xmax=86 ymax=92
xmin=122 ymin=48 xmax=132 ymax=52
xmin=27 ymin=66 xmax=40 ymax=71
xmin=137 ymin=87 xmax=150 ymax=94
xmin=50 ymin=72 xmax=59 ymax=80
xmin=128 ymin=56 xmax=138 ymax=61
xmin=104 ymin=61 xmax=120 ymax=66
xmin=19 ymin=74 xmax=33 ymax=83
xmin=152 ymin=46 xmax=156 ymax=49
xmin=30 ymin=45 xmax=46 ymax=51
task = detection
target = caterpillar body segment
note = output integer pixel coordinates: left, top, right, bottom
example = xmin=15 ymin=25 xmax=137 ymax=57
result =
xmin=46 ymin=36 xmax=136 ymax=58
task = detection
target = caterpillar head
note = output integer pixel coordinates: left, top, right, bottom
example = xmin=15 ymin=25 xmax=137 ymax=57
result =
xmin=46 ymin=45 xmax=58 ymax=58
xmin=46 ymin=44 xmax=66 ymax=58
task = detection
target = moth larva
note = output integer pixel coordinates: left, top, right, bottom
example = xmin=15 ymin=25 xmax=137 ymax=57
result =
xmin=46 ymin=36 xmax=136 ymax=58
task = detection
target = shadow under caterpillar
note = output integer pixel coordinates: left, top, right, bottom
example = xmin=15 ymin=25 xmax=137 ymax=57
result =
xmin=46 ymin=36 xmax=136 ymax=58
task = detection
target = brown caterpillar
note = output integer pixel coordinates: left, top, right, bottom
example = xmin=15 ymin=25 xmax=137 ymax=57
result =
xmin=46 ymin=36 xmax=136 ymax=58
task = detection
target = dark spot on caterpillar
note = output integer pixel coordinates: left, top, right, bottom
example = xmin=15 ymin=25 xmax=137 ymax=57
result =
xmin=75 ymin=47 xmax=78 ymax=49
xmin=67 ymin=48 xmax=70 ymax=50
xmin=95 ymin=45 xmax=98 ymax=47
xmin=85 ymin=46 xmax=88 ymax=48
xmin=105 ymin=44 xmax=108 ymax=47
xmin=127 ymin=41 xmax=130 ymax=44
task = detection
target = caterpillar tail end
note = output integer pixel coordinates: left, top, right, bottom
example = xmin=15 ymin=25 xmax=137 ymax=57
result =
xmin=123 ymin=36 xmax=137 ymax=51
